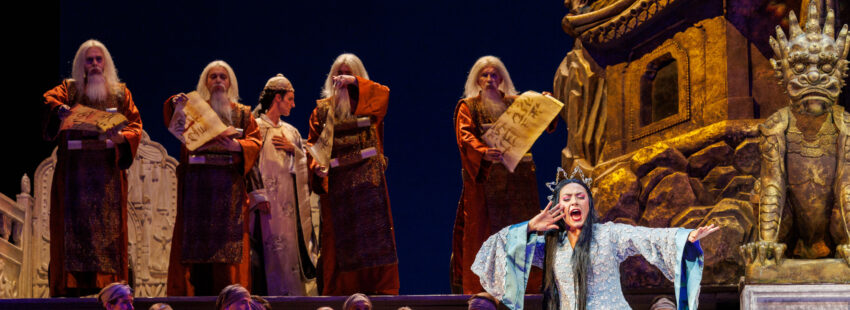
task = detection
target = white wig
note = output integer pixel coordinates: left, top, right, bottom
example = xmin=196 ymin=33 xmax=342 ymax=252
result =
xmin=196 ymin=60 xmax=240 ymax=103
xmin=463 ymin=55 xmax=517 ymax=98
xmin=321 ymin=53 xmax=370 ymax=99
xmin=71 ymin=39 xmax=120 ymax=95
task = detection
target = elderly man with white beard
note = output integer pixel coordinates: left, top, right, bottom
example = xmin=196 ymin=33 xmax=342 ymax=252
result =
xmin=163 ymin=60 xmax=262 ymax=296
xmin=42 ymin=39 xmax=143 ymax=297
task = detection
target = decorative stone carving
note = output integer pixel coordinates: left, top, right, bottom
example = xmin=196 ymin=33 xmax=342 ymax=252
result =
xmin=31 ymin=151 xmax=54 ymax=298
xmin=740 ymin=1 xmax=850 ymax=282
xmin=638 ymin=167 xmax=674 ymax=205
xmin=686 ymin=141 xmax=733 ymax=179
xmin=640 ymin=172 xmax=696 ymax=227
xmin=733 ymin=138 xmax=761 ymax=176
xmin=20 ymin=175 xmax=29 ymax=196
xmin=701 ymin=165 xmax=739 ymax=199
xmin=626 ymin=40 xmax=692 ymax=140
xmin=0 ymin=178 xmax=25 ymax=298
xmin=629 ymin=142 xmax=687 ymax=178
xmin=562 ymin=0 xmax=689 ymax=48
xmin=585 ymin=121 xmax=762 ymax=287
xmin=554 ymin=41 xmax=608 ymax=169
xmin=741 ymin=284 xmax=850 ymax=309
xmin=699 ymin=198 xmax=755 ymax=284
xmin=592 ymin=163 xmax=640 ymax=223
xmin=0 ymin=260 xmax=18 ymax=298
xmin=125 ymin=131 xmax=178 ymax=297
xmin=671 ymin=205 xmax=714 ymax=229
xmin=688 ymin=177 xmax=713 ymax=205
xmin=718 ymin=175 xmax=756 ymax=202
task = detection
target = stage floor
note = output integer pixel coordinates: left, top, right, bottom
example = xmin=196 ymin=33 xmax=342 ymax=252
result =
xmin=0 ymin=286 xmax=739 ymax=310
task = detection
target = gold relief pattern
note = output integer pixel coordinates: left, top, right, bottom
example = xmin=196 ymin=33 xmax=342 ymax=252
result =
xmin=563 ymin=0 xmax=685 ymax=48
xmin=785 ymin=112 xmax=838 ymax=158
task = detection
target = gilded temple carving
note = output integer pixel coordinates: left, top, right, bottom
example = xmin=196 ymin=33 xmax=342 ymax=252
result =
xmin=739 ymin=0 xmax=850 ymax=283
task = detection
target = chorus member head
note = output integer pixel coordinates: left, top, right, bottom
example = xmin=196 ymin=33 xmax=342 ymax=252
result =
xmin=321 ymin=53 xmax=369 ymax=99
xmin=251 ymin=295 xmax=272 ymax=310
xmin=343 ymin=293 xmax=372 ymax=310
xmin=321 ymin=53 xmax=369 ymax=120
xmin=463 ymin=55 xmax=517 ymax=98
xmin=196 ymin=60 xmax=240 ymax=125
xmin=97 ymin=282 xmax=133 ymax=310
xmin=71 ymin=39 xmax=121 ymax=105
xmin=215 ymin=284 xmax=252 ymax=310
xmin=467 ymin=292 xmax=499 ymax=310
xmin=148 ymin=303 xmax=173 ymax=310
xmin=256 ymin=73 xmax=296 ymax=118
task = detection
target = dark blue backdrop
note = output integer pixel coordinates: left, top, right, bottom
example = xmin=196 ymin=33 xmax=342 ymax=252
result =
xmin=17 ymin=0 xmax=573 ymax=294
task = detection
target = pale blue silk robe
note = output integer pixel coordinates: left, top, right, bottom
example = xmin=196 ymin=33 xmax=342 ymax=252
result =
xmin=472 ymin=221 xmax=703 ymax=310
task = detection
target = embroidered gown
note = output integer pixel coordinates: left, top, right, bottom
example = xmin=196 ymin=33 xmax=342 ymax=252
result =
xmin=472 ymin=221 xmax=704 ymax=310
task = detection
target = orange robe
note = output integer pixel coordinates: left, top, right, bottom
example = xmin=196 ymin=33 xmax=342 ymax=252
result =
xmin=43 ymin=79 xmax=143 ymax=297
xmin=307 ymin=77 xmax=399 ymax=295
xmin=163 ymin=97 xmax=261 ymax=296
xmin=451 ymin=94 xmax=549 ymax=294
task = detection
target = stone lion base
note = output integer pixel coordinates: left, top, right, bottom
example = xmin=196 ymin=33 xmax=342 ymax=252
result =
xmin=744 ymin=259 xmax=850 ymax=284
xmin=740 ymin=284 xmax=850 ymax=310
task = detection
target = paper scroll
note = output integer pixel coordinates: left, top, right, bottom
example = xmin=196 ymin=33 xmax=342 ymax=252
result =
xmin=307 ymin=109 xmax=335 ymax=168
xmin=60 ymin=105 xmax=128 ymax=133
xmin=481 ymin=91 xmax=564 ymax=172
xmin=168 ymin=91 xmax=232 ymax=151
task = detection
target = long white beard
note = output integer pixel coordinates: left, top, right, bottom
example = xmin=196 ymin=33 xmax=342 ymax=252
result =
xmin=85 ymin=74 xmax=109 ymax=104
xmin=210 ymin=91 xmax=232 ymax=126
xmin=482 ymin=96 xmax=507 ymax=119
xmin=334 ymin=89 xmax=353 ymax=120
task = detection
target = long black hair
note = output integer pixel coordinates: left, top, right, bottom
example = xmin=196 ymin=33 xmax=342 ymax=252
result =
xmin=542 ymin=179 xmax=599 ymax=310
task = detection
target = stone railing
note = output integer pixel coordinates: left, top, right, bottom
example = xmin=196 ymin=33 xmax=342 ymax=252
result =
xmin=0 ymin=131 xmax=177 ymax=298
xmin=0 ymin=175 xmax=32 ymax=298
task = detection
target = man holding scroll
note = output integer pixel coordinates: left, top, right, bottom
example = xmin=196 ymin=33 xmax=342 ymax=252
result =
xmin=451 ymin=56 xmax=558 ymax=294
xmin=163 ymin=60 xmax=261 ymax=296
xmin=43 ymin=39 xmax=143 ymax=297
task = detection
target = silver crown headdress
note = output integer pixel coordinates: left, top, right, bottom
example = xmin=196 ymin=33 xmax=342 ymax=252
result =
xmin=545 ymin=166 xmax=593 ymax=201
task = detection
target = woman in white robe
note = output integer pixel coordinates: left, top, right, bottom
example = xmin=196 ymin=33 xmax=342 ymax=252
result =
xmin=472 ymin=169 xmax=718 ymax=310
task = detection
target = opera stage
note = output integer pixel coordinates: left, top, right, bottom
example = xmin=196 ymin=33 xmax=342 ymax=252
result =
xmin=0 ymin=286 xmax=740 ymax=309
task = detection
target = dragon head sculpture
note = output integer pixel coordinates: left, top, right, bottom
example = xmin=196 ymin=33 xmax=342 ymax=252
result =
xmin=769 ymin=0 xmax=849 ymax=116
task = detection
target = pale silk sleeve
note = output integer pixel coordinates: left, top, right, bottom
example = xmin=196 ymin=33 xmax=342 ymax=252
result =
xmin=455 ymin=101 xmax=491 ymax=181
xmin=472 ymin=221 xmax=543 ymax=310
xmin=606 ymin=222 xmax=704 ymax=310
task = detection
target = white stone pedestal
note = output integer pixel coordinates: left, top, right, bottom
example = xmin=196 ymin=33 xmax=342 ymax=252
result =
xmin=741 ymin=284 xmax=850 ymax=309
